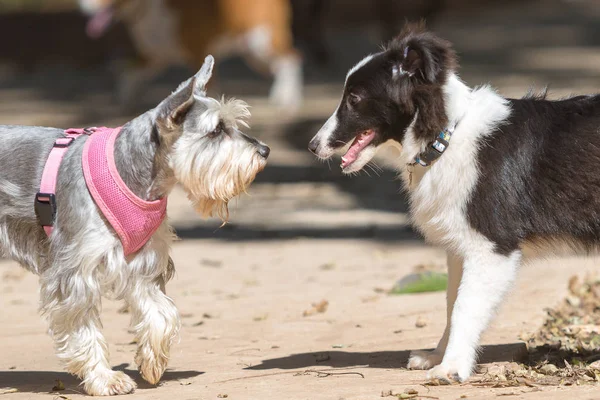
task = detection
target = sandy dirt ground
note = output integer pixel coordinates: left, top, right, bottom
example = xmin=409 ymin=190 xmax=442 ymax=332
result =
xmin=2 ymin=0 xmax=600 ymax=399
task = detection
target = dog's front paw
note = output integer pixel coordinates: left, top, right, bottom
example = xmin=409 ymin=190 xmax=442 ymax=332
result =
xmin=407 ymin=350 xmax=443 ymax=370
xmin=426 ymin=361 xmax=472 ymax=384
xmin=135 ymin=344 xmax=169 ymax=385
xmin=84 ymin=370 xmax=137 ymax=396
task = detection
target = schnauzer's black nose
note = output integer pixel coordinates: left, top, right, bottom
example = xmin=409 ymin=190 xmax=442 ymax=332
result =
xmin=257 ymin=144 xmax=270 ymax=159
xmin=308 ymin=139 xmax=318 ymax=154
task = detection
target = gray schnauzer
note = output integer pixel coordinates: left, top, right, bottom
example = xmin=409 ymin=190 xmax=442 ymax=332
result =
xmin=0 ymin=55 xmax=269 ymax=395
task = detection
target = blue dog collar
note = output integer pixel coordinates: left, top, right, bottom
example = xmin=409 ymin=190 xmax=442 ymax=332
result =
xmin=412 ymin=124 xmax=456 ymax=167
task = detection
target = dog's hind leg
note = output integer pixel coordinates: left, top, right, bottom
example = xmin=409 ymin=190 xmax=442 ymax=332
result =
xmin=408 ymin=252 xmax=463 ymax=370
xmin=40 ymin=263 xmax=136 ymax=396
xmin=240 ymin=24 xmax=303 ymax=111
xmin=268 ymin=52 xmax=303 ymax=111
xmin=426 ymin=248 xmax=521 ymax=382
xmin=127 ymin=257 xmax=180 ymax=385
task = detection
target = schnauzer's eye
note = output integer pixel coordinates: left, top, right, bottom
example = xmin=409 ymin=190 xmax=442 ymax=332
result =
xmin=208 ymin=122 xmax=225 ymax=138
xmin=348 ymin=93 xmax=361 ymax=106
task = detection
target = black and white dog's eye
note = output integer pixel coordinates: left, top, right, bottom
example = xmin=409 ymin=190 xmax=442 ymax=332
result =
xmin=348 ymin=93 xmax=361 ymax=106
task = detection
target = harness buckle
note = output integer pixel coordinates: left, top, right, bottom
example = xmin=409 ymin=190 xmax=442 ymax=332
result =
xmin=34 ymin=193 xmax=57 ymax=227
xmin=53 ymin=137 xmax=75 ymax=148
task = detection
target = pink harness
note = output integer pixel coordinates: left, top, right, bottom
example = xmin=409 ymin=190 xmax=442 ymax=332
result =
xmin=36 ymin=127 xmax=167 ymax=255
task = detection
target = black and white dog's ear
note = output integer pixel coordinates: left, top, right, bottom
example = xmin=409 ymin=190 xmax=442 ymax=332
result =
xmin=392 ymin=44 xmax=444 ymax=83
xmin=389 ymin=25 xmax=456 ymax=84
xmin=391 ymin=46 xmax=421 ymax=79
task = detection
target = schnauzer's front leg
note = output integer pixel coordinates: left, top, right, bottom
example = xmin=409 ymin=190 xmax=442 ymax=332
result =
xmin=40 ymin=269 xmax=136 ymax=396
xmin=426 ymin=249 xmax=521 ymax=382
xmin=408 ymin=252 xmax=463 ymax=370
xmin=127 ymin=260 xmax=180 ymax=385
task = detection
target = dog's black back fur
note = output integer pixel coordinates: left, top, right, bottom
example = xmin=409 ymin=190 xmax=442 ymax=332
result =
xmin=468 ymin=94 xmax=600 ymax=254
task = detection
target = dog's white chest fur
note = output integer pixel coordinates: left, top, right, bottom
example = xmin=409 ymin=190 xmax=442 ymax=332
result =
xmin=400 ymin=75 xmax=511 ymax=253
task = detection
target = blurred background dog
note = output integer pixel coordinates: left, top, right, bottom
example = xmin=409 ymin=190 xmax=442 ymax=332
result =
xmin=79 ymin=0 xmax=304 ymax=110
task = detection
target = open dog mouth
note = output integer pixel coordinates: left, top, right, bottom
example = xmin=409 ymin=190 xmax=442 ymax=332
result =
xmin=340 ymin=130 xmax=376 ymax=169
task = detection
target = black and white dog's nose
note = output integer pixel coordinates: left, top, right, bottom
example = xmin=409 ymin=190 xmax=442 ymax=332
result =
xmin=308 ymin=138 xmax=319 ymax=154
xmin=257 ymin=144 xmax=270 ymax=159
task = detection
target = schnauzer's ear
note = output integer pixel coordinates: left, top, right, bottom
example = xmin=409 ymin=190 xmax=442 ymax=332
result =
xmin=162 ymin=77 xmax=196 ymax=128
xmin=157 ymin=55 xmax=216 ymax=131
xmin=192 ymin=55 xmax=215 ymax=96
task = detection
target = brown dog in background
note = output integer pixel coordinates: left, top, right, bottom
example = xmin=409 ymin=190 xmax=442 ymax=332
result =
xmin=80 ymin=0 xmax=303 ymax=110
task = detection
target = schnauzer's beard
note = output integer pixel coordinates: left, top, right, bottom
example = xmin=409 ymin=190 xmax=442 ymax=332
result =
xmin=170 ymin=134 xmax=265 ymax=220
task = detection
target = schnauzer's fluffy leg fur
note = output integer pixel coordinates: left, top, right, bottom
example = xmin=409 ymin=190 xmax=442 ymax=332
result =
xmin=427 ymin=249 xmax=520 ymax=382
xmin=408 ymin=253 xmax=463 ymax=370
xmin=126 ymin=227 xmax=179 ymax=385
xmin=40 ymin=246 xmax=136 ymax=395
xmin=129 ymin=277 xmax=179 ymax=385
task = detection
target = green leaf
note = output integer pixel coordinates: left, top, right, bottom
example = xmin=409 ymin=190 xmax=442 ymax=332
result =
xmin=389 ymin=272 xmax=448 ymax=295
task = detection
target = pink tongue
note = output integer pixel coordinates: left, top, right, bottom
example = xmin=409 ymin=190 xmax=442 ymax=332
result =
xmin=341 ymin=130 xmax=376 ymax=168
xmin=86 ymin=8 xmax=114 ymax=39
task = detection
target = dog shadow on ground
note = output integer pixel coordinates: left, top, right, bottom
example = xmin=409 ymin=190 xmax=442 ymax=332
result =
xmin=245 ymin=343 xmax=528 ymax=371
xmin=0 ymin=364 xmax=203 ymax=395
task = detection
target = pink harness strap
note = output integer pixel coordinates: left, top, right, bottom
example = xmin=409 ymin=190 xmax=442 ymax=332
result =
xmin=36 ymin=128 xmax=91 ymax=236
xmin=37 ymin=127 xmax=167 ymax=256
xmin=82 ymin=127 xmax=167 ymax=255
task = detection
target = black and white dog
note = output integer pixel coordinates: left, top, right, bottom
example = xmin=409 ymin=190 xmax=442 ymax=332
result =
xmin=309 ymin=23 xmax=600 ymax=382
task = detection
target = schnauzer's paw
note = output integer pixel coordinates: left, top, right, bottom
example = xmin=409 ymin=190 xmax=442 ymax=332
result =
xmin=407 ymin=350 xmax=443 ymax=370
xmin=84 ymin=370 xmax=136 ymax=396
xmin=135 ymin=347 xmax=168 ymax=385
xmin=426 ymin=361 xmax=471 ymax=384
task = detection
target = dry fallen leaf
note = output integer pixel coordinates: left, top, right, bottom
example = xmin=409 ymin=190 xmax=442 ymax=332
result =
xmin=253 ymin=314 xmax=268 ymax=322
xmin=52 ymin=379 xmax=65 ymax=391
xmin=303 ymin=300 xmax=329 ymax=317
xmin=520 ymin=274 xmax=600 ymax=386
xmin=381 ymin=388 xmax=428 ymax=399
xmin=424 ymin=378 xmax=451 ymax=386
xmin=319 ymin=262 xmax=335 ymax=270
xmin=415 ymin=316 xmax=428 ymax=328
